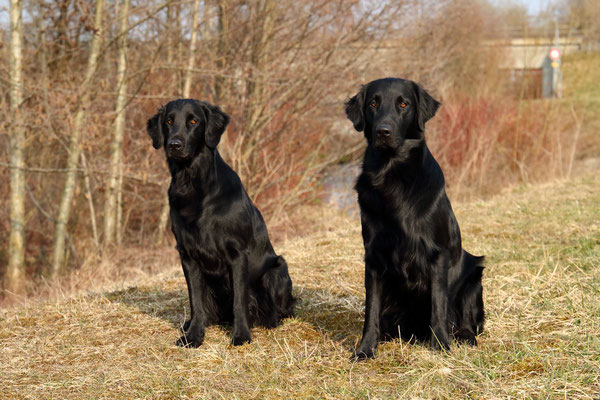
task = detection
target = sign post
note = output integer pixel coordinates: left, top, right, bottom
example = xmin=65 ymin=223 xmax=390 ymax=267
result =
xmin=549 ymin=47 xmax=562 ymax=97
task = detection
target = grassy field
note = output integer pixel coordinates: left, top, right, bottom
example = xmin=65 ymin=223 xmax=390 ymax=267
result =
xmin=1 ymin=174 xmax=599 ymax=399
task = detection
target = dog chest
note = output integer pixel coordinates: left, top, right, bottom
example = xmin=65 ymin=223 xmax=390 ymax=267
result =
xmin=359 ymin=193 xmax=438 ymax=289
xmin=173 ymin=217 xmax=230 ymax=276
xmin=368 ymin=226 xmax=431 ymax=287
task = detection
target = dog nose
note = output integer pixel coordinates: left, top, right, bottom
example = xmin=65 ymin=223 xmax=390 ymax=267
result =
xmin=168 ymin=139 xmax=183 ymax=151
xmin=376 ymin=125 xmax=392 ymax=137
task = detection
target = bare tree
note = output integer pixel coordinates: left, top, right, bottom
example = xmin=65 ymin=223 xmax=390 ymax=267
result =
xmin=183 ymin=0 xmax=201 ymax=98
xmin=155 ymin=0 xmax=201 ymax=245
xmin=2 ymin=0 xmax=575 ymax=297
xmin=6 ymin=0 xmax=26 ymax=294
xmin=52 ymin=0 xmax=105 ymax=275
xmin=214 ymin=0 xmax=230 ymax=104
xmin=233 ymin=0 xmax=276 ymax=173
xmin=205 ymin=0 xmax=394 ymax=217
xmin=104 ymin=0 xmax=130 ymax=246
xmin=561 ymin=0 xmax=600 ymax=50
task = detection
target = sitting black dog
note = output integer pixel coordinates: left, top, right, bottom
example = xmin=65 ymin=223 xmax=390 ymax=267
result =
xmin=345 ymin=78 xmax=484 ymax=359
xmin=147 ymin=99 xmax=295 ymax=347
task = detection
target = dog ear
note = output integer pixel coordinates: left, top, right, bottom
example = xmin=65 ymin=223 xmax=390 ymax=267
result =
xmin=344 ymin=85 xmax=366 ymax=132
xmin=203 ymin=104 xmax=230 ymax=149
xmin=412 ymin=82 xmax=440 ymax=131
xmin=147 ymin=106 xmax=165 ymax=149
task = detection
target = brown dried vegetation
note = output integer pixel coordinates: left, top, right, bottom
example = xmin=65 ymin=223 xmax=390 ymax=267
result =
xmin=0 ymin=0 xmax=597 ymax=297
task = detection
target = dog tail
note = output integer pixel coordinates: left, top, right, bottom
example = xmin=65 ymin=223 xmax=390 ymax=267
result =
xmin=255 ymin=255 xmax=296 ymax=327
xmin=461 ymin=251 xmax=485 ymax=336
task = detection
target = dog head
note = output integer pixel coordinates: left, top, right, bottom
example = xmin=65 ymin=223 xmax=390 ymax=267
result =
xmin=345 ymin=78 xmax=440 ymax=154
xmin=146 ymin=99 xmax=230 ymax=161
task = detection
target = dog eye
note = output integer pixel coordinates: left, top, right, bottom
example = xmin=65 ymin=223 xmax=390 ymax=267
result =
xmin=189 ymin=119 xmax=197 ymax=125
xmin=399 ymin=102 xmax=407 ymax=108
xmin=167 ymin=119 xmax=173 ymax=125
xmin=369 ymin=100 xmax=377 ymax=108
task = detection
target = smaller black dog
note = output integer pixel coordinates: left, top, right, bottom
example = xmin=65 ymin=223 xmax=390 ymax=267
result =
xmin=147 ymin=99 xmax=295 ymax=347
xmin=345 ymin=78 xmax=484 ymax=359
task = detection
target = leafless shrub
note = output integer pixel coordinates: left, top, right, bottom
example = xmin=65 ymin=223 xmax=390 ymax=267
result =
xmin=0 ymin=0 xmax=593 ymax=296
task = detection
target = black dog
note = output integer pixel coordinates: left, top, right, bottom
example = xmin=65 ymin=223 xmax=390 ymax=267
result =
xmin=147 ymin=99 xmax=295 ymax=347
xmin=345 ymin=78 xmax=484 ymax=359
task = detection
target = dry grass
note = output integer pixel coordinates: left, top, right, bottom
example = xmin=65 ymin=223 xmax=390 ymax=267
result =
xmin=1 ymin=174 xmax=599 ymax=399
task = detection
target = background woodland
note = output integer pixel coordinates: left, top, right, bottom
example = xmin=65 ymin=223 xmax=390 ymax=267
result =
xmin=1 ymin=0 xmax=599 ymax=297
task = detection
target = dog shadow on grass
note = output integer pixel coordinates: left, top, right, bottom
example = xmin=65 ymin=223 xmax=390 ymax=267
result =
xmin=105 ymin=286 xmax=189 ymax=329
xmin=105 ymin=285 xmax=364 ymax=343
xmin=293 ymin=287 xmax=364 ymax=342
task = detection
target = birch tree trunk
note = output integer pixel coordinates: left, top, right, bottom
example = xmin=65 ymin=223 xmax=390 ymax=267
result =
xmin=81 ymin=152 xmax=100 ymax=251
xmin=182 ymin=0 xmax=200 ymax=98
xmin=52 ymin=0 xmax=105 ymax=275
xmin=214 ymin=0 xmax=230 ymax=104
xmin=6 ymin=0 xmax=25 ymax=293
xmin=155 ymin=194 xmax=170 ymax=245
xmin=104 ymin=0 xmax=130 ymax=246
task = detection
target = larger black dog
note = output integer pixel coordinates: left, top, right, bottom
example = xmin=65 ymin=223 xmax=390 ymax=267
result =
xmin=147 ymin=99 xmax=295 ymax=347
xmin=345 ymin=78 xmax=484 ymax=359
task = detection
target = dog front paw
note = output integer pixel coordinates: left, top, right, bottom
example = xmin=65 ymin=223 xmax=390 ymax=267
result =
xmin=182 ymin=319 xmax=191 ymax=332
xmin=231 ymin=327 xmax=252 ymax=346
xmin=176 ymin=327 xmax=205 ymax=348
xmin=352 ymin=342 xmax=377 ymax=361
xmin=176 ymin=333 xmax=204 ymax=348
xmin=430 ymin=333 xmax=450 ymax=351
xmin=455 ymin=328 xmax=477 ymax=346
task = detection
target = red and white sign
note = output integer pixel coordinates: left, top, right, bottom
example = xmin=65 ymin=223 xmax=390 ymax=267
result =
xmin=549 ymin=48 xmax=561 ymax=61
